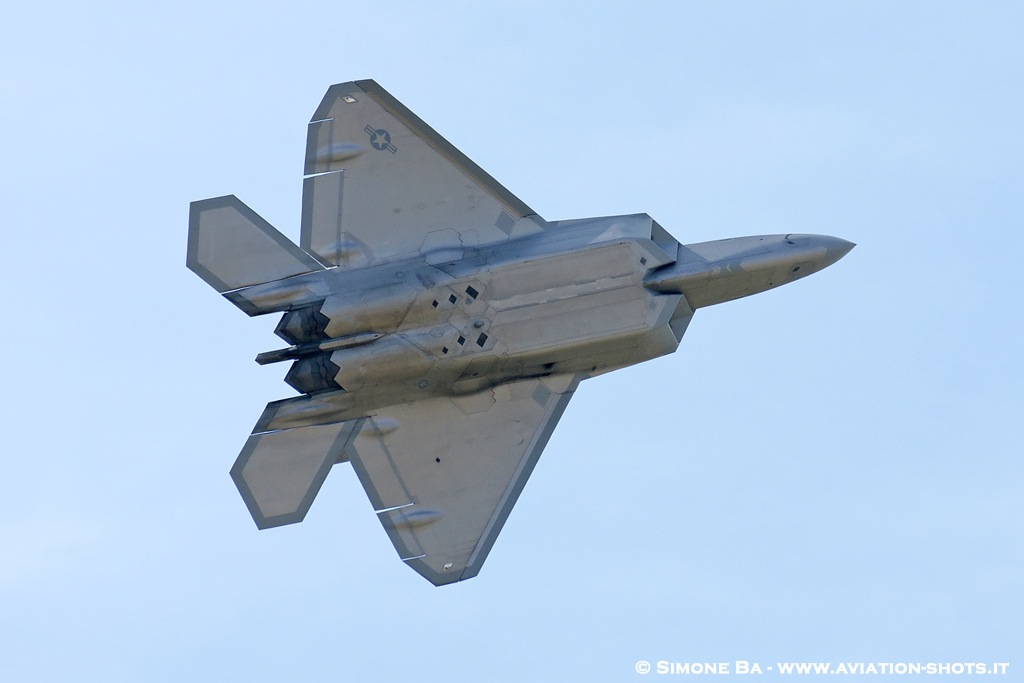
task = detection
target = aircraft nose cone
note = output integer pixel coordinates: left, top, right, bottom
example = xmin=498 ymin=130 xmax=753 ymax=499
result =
xmin=790 ymin=234 xmax=855 ymax=266
xmin=819 ymin=235 xmax=855 ymax=268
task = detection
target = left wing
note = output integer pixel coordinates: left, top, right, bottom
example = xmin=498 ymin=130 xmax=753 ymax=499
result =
xmin=301 ymin=80 xmax=541 ymax=268
xmin=347 ymin=375 xmax=581 ymax=585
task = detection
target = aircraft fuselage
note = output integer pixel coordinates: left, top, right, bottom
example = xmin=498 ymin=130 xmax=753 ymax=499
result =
xmin=246 ymin=214 xmax=851 ymax=435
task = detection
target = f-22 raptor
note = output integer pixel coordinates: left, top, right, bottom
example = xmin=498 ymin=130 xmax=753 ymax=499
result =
xmin=188 ymin=80 xmax=853 ymax=585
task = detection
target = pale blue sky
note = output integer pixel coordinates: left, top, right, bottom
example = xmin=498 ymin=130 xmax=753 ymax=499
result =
xmin=1 ymin=2 xmax=1021 ymax=681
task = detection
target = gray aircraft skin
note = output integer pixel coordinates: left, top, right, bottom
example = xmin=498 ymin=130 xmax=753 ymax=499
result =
xmin=187 ymin=80 xmax=854 ymax=586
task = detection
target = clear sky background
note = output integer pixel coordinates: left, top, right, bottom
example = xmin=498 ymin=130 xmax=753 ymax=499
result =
xmin=2 ymin=2 xmax=1021 ymax=681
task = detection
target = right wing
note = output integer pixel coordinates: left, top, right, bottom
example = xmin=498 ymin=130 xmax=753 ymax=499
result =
xmin=229 ymin=375 xmax=581 ymax=585
xmin=346 ymin=374 xmax=581 ymax=585
xmin=301 ymin=80 xmax=542 ymax=268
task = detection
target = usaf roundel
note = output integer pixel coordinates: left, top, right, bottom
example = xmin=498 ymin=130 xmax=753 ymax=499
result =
xmin=364 ymin=124 xmax=397 ymax=154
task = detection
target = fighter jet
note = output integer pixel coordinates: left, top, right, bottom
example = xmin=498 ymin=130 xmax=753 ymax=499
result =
xmin=187 ymin=80 xmax=853 ymax=586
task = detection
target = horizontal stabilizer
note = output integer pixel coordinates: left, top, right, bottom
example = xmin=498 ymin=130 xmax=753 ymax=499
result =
xmin=231 ymin=419 xmax=363 ymax=529
xmin=188 ymin=195 xmax=325 ymax=293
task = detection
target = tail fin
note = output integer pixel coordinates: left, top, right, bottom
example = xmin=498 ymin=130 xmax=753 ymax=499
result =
xmin=187 ymin=195 xmax=325 ymax=297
